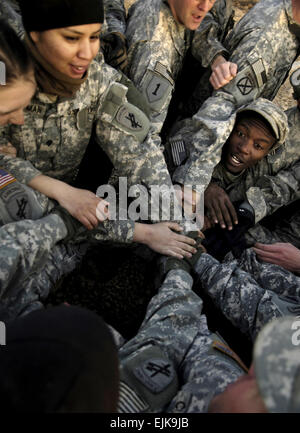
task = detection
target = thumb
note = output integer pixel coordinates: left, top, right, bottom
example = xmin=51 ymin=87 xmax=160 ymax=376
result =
xmin=230 ymin=62 xmax=238 ymax=77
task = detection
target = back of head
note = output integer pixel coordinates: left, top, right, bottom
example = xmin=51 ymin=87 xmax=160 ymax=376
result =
xmin=0 ymin=18 xmax=34 ymax=86
xmin=254 ymin=316 xmax=300 ymax=413
xmin=18 ymin=0 xmax=104 ymax=32
xmin=0 ymin=305 xmax=119 ymax=413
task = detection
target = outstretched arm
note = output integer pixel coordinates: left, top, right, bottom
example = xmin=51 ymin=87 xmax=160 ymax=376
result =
xmin=253 ymin=242 xmax=300 ymax=275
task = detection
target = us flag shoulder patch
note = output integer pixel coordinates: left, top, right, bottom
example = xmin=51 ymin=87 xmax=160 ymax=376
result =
xmin=0 ymin=169 xmax=16 ymax=190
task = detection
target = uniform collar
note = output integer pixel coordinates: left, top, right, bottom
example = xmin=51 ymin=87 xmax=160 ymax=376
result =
xmin=163 ymin=0 xmax=190 ymax=56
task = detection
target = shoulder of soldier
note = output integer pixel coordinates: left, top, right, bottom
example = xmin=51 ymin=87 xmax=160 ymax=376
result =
xmin=97 ymin=68 xmax=151 ymax=142
xmin=84 ymin=59 xmax=122 ymax=100
xmin=126 ymin=0 xmax=165 ymax=40
xmin=92 ymin=62 xmax=150 ymax=115
xmin=231 ymin=0 xmax=286 ymax=35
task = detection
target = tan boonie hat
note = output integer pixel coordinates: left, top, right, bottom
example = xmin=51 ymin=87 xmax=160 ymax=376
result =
xmin=237 ymin=98 xmax=288 ymax=146
xmin=254 ymin=316 xmax=300 ymax=413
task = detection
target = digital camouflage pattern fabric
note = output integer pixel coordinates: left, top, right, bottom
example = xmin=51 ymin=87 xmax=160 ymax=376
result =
xmin=125 ymin=0 xmax=233 ymax=138
xmin=118 ymin=268 xmax=245 ymax=413
xmin=254 ymin=316 xmax=300 ymax=413
xmin=0 ymin=214 xmax=68 ymax=320
xmin=169 ymin=0 xmax=300 ymax=194
xmin=195 ymin=249 xmax=300 ymax=340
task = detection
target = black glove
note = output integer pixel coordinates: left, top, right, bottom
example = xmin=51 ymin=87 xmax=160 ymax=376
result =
xmin=100 ymin=32 xmax=128 ymax=72
xmin=203 ymin=200 xmax=255 ymax=261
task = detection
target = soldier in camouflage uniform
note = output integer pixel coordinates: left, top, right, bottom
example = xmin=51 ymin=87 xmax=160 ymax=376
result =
xmin=0 ymin=0 xmax=198 ymax=253
xmin=231 ymin=94 xmax=300 ymax=227
xmin=191 ymin=97 xmax=300 ymax=261
xmin=116 ymin=251 xmax=300 ymax=412
xmin=0 ymin=20 xmax=75 ymax=320
xmin=0 ymin=2 xmax=200 ymax=320
xmin=117 ymin=260 xmax=246 ymax=413
xmin=211 ymin=68 xmax=300 ymax=250
xmin=167 ymin=0 xmax=300 ymax=209
xmin=203 ymin=98 xmax=292 ymax=231
xmin=124 ymin=0 xmax=234 ymax=142
xmin=126 ymin=0 xmax=235 ymax=128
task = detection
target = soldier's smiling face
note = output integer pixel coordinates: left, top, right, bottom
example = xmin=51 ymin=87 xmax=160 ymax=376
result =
xmin=222 ymin=114 xmax=276 ymax=174
xmin=0 ymin=77 xmax=35 ymax=125
xmin=30 ymin=24 xmax=101 ymax=79
xmin=167 ymin=0 xmax=216 ymax=30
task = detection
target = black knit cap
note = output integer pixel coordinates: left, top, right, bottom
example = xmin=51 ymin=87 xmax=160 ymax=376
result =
xmin=18 ymin=0 xmax=104 ymax=32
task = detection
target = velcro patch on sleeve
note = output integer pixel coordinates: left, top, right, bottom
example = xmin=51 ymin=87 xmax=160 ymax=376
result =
xmin=141 ymin=62 xmax=174 ymax=112
xmin=212 ymin=339 xmax=249 ymax=373
xmin=251 ymin=58 xmax=267 ymax=88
